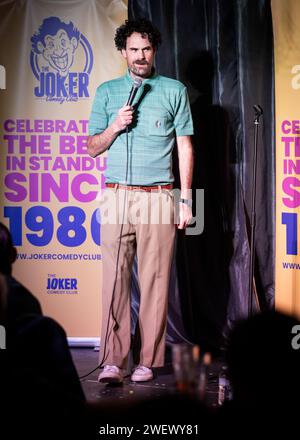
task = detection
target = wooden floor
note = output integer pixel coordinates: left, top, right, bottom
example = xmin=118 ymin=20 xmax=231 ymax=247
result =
xmin=71 ymin=346 xmax=223 ymax=407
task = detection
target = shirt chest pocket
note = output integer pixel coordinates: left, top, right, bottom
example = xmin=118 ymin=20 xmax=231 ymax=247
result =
xmin=147 ymin=113 xmax=173 ymax=136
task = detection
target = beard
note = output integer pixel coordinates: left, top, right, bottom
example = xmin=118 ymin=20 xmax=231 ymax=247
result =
xmin=130 ymin=61 xmax=152 ymax=78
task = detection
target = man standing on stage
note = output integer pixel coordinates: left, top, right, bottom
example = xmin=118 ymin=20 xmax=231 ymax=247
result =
xmin=88 ymin=18 xmax=194 ymax=383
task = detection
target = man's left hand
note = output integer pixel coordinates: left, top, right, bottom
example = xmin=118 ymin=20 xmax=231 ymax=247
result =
xmin=177 ymin=202 xmax=193 ymax=229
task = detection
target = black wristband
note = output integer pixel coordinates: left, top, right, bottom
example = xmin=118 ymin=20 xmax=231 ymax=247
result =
xmin=179 ymin=198 xmax=193 ymax=208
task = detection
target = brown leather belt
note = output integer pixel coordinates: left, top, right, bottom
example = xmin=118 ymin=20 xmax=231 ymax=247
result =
xmin=105 ymin=183 xmax=173 ymax=192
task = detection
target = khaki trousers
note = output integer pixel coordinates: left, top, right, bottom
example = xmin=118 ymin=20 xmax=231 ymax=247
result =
xmin=99 ymin=187 xmax=175 ymax=368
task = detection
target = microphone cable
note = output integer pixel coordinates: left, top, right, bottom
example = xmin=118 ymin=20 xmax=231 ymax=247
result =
xmin=80 ymin=82 xmax=142 ymax=380
xmin=80 ymin=126 xmax=130 ymax=380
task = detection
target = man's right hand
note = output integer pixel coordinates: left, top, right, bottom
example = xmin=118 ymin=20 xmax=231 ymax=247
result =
xmin=87 ymin=105 xmax=134 ymax=158
xmin=113 ymin=105 xmax=134 ymax=132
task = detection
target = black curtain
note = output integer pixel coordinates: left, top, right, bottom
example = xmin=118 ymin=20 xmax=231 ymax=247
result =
xmin=129 ymin=0 xmax=275 ymax=353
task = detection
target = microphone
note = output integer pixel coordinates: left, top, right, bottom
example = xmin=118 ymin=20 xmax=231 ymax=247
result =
xmin=253 ymin=104 xmax=263 ymax=118
xmin=126 ymin=77 xmax=143 ymax=106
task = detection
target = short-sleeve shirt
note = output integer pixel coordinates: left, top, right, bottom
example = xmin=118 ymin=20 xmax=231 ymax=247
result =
xmin=89 ymin=70 xmax=193 ymax=186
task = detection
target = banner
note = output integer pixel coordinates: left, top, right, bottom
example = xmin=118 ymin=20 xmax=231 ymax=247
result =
xmin=272 ymin=0 xmax=300 ymax=317
xmin=0 ymin=0 xmax=127 ymax=341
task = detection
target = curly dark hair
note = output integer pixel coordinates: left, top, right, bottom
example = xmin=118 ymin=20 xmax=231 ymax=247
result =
xmin=114 ymin=18 xmax=162 ymax=50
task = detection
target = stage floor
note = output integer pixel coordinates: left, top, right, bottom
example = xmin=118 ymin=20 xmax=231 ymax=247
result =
xmin=71 ymin=347 xmax=222 ymax=407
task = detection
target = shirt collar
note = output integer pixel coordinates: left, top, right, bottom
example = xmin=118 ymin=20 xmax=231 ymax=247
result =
xmin=125 ymin=68 xmax=157 ymax=85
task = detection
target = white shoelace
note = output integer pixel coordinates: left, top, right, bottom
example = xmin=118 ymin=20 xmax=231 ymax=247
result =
xmin=134 ymin=366 xmax=151 ymax=373
xmin=104 ymin=365 xmax=119 ymax=372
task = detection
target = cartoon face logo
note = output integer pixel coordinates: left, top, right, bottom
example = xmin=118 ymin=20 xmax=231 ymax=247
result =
xmin=38 ymin=29 xmax=78 ymax=77
xmin=30 ymin=17 xmax=93 ymax=102
xmin=31 ymin=17 xmax=80 ymax=77
xmin=40 ymin=30 xmax=78 ymax=77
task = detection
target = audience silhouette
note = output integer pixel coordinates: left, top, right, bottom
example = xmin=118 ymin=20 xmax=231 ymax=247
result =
xmin=0 ymin=222 xmax=85 ymax=439
xmin=218 ymin=310 xmax=300 ymax=437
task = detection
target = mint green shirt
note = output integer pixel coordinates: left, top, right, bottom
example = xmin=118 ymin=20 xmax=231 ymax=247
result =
xmin=89 ymin=70 xmax=193 ymax=185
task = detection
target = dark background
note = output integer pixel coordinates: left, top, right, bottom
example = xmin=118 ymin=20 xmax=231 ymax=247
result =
xmin=130 ymin=0 xmax=275 ymax=354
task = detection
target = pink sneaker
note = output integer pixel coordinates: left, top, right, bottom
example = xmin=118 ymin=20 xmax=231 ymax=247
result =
xmin=98 ymin=365 xmax=123 ymax=383
xmin=131 ymin=366 xmax=153 ymax=382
